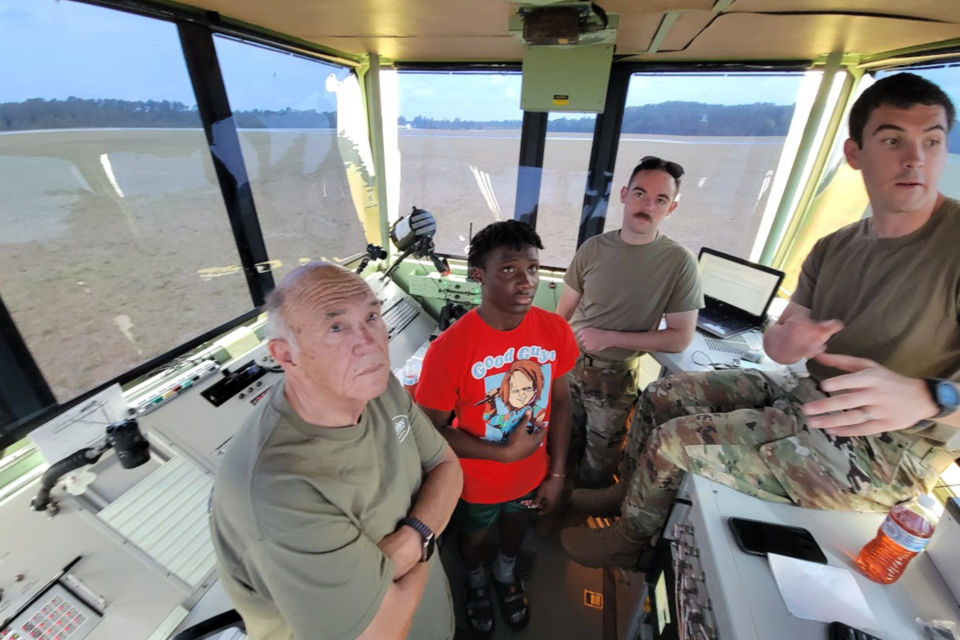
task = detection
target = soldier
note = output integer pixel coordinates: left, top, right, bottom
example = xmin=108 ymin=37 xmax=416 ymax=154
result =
xmin=556 ymin=156 xmax=703 ymax=488
xmin=562 ymin=72 xmax=960 ymax=568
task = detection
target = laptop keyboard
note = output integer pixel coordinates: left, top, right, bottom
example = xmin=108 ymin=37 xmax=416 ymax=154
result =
xmin=704 ymin=335 xmax=749 ymax=355
xmin=700 ymin=308 xmax=754 ymax=335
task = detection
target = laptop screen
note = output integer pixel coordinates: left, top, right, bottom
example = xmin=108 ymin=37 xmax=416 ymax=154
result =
xmin=699 ymin=250 xmax=783 ymax=318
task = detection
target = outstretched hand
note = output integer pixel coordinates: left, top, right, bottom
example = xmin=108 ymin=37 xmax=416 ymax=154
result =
xmin=801 ymin=353 xmax=938 ymax=436
xmin=771 ymin=314 xmax=844 ymax=363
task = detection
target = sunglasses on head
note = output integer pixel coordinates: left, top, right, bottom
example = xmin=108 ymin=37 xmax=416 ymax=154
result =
xmin=638 ymin=155 xmax=685 ymax=180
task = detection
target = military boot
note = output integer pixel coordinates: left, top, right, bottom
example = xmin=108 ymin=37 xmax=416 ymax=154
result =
xmin=560 ymin=519 xmax=648 ymax=569
xmin=570 ymin=482 xmax=626 ymax=518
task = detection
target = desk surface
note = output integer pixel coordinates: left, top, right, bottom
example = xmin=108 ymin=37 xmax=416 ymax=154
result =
xmin=684 ymin=474 xmax=960 ymax=640
xmin=652 ymin=328 xmax=801 ymax=377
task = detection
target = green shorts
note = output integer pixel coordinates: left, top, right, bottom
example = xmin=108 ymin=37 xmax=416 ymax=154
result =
xmin=456 ymin=492 xmax=537 ymax=532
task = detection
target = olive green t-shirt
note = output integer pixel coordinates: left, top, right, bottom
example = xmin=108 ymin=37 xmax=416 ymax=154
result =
xmin=209 ymin=375 xmax=454 ymax=640
xmin=793 ymin=197 xmax=960 ymax=448
xmin=563 ymin=229 xmax=703 ymax=361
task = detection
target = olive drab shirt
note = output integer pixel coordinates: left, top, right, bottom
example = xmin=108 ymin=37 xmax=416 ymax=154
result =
xmin=209 ymin=376 xmax=455 ymax=640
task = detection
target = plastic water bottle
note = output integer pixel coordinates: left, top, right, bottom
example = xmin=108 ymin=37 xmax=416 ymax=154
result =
xmin=402 ymin=358 xmax=421 ymax=397
xmin=856 ymin=494 xmax=940 ymax=584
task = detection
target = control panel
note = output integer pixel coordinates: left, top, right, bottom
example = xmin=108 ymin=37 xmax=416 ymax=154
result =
xmin=2 ymin=584 xmax=101 ymax=640
xmin=406 ymin=272 xmax=481 ymax=307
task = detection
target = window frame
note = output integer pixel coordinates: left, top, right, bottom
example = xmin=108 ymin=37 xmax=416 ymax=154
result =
xmin=0 ymin=0 xmax=364 ymax=449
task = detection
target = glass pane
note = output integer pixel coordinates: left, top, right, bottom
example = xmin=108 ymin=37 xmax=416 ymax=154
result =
xmin=0 ymin=0 xmax=251 ymax=402
xmin=538 ymin=113 xmax=596 ymax=268
xmin=608 ymin=73 xmax=806 ymax=259
xmin=214 ymin=37 xmax=373 ymax=279
xmin=397 ymin=72 xmax=523 ymax=256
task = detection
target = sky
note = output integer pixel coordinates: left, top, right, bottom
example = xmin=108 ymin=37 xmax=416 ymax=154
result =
xmin=4 ymin=0 xmax=960 ymax=122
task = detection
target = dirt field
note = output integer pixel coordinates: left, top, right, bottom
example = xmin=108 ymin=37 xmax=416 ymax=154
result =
xmin=398 ymin=130 xmax=788 ymax=268
xmin=6 ymin=127 xmax=951 ymax=402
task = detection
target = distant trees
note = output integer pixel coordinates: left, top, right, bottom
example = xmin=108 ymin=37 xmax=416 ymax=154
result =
xmin=0 ymin=97 xmax=337 ymax=131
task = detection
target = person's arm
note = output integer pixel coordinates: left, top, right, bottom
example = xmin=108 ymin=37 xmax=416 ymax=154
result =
xmin=555 ymin=287 xmax=582 ymax=321
xmin=762 ymin=302 xmax=844 ymax=364
xmin=534 ymin=374 xmax=572 ymax=513
xmin=418 ymin=406 xmax=545 ymax=463
xmin=378 ymin=446 xmax=462 ymax=579
xmin=801 ymin=354 xmax=960 ymax=436
xmin=575 ymin=309 xmax=697 ymax=354
xmin=356 ymin=563 xmax=430 ymax=640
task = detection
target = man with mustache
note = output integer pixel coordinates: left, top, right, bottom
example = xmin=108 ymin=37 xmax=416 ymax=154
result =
xmin=562 ymin=72 xmax=960 ymax=569
xmin=209 ymin=263 xmax=463 ymax=640
xmin=556 ymin=157 xmax=704 ymax=490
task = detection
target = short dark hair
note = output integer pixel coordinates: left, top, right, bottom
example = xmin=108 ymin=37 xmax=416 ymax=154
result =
xmin=849 ymin=72 xmax=956 ymax=147
xmin=468 ymin=220 xmax=544 ymax=270
xmin=628 ymin=156 xmax=683 ymax=195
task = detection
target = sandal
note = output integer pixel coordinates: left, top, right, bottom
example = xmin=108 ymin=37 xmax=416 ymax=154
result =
xmin=463 ymin=582 xmax=495 ymax=636
xmin=492 ymin=575 xmax=530 ymax=631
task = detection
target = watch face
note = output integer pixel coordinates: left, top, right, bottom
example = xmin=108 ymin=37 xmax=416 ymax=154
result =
xmin=424 ymin=536 xmax=436 ymax=561
xmin=938 ymin=380 xmax=960 ymax=409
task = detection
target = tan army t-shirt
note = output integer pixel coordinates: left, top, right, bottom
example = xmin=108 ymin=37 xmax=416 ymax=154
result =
xmin=793 ymin=197 xmax=960 ymax=386
xmin=209 ymin=375 xmax=455 ymax=640
xmin=564 ymin=229 xmax=703 ymax=361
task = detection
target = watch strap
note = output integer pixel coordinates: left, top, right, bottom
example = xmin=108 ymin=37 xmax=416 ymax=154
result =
xmin=401 ymin=517 xmax=435 ymax=541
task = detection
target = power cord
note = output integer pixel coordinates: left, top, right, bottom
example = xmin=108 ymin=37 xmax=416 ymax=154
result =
xmin=690 ymin=350 xmax=741 ymax=371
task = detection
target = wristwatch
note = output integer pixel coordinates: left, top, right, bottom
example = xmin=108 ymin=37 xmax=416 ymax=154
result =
xmin=924 ymin=378 xmax=960 ymax=419
xmin=401 ymin=517 xmax=436 ymax=563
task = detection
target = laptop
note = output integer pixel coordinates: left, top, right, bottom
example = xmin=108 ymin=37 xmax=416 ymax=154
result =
xmin=696 ymin=248 xmax=785 ymax=339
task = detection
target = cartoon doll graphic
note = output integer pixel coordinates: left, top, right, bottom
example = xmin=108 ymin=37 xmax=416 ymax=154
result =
xmin=480 ymin=359 xmax=549 ymax=442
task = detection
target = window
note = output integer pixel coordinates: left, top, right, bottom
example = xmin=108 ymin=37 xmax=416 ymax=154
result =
xmin=0 ymin=0 xmax=251 ymax=402
xmin=214 ymin=37 xmax=374 ymax=279
xmin=608 ymin=73 xmax=806 ymax=259
xmin=537 ymin=113 xmax=597 ymax=268
xmin=395 ymin=72 xmax=524 ymax=256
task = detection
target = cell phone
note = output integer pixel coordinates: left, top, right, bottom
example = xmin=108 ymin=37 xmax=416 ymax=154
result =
xmin=728 ymin=517 xmax=828 ymax=564
xmin=829 ymin=621 xmax=883 ymax=640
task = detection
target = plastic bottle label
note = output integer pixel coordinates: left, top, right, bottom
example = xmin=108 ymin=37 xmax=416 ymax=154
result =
xmin=880 ymin=514 xmax=929 ymax=553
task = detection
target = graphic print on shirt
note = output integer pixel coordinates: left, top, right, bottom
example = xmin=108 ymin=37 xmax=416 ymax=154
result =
xmin=471 ymin=346 xmax=557 ymax=442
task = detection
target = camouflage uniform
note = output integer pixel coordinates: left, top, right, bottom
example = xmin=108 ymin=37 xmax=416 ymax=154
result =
xmin=620 ymin=368 xmax=952 ymax=539
xmin=568 ymin=355 xmax=641 ymax=487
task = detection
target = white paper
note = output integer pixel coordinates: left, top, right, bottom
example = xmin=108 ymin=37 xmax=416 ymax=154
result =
xmin=29 ymin=384 xmax=129 ymax=463
xmin=768 ymin=553 xmax=878 ymax=630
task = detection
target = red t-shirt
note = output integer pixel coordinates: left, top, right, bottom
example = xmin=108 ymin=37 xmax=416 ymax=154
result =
xmin=416 ymin=307 xmax=578 ymax=504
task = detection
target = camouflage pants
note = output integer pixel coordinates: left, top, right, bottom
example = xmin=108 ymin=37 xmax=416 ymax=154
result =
xmin=569 ymin=358 xmax=641 ymax=487
xmin=621 ymin=369 xmax=946 ymax=539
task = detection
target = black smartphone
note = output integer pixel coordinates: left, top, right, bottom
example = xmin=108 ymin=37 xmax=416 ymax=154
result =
xmin=728 ymin=517 xmax=828 ymax=564
xmin=829 ymin=621 xmax=883 ymax=640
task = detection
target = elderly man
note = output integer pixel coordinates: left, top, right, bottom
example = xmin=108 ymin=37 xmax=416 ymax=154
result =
xmin=210 ymin=263 xmax=463 ymax=640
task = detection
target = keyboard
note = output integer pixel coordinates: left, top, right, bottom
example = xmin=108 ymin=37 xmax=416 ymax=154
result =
xmin=698 ymin=308 xmax=756 ymax=338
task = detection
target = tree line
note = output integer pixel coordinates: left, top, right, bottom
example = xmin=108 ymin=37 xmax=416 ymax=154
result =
xmin=0 ymin=97 xmax=337 ymax=131
xmin=400 ymin=102 xmax=797 ymax=136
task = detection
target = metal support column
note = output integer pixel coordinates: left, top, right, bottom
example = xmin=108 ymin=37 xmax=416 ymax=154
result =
xmin=578 ymin=66 xmax=631 ymax=247
xmin=758 ymin=52 xmax=844 ymax=265
xmin=178 ymin=22 xmax=274 ymax=305
xmin=0 ymin=297 xmax=56 ymax=448
xmin=363 ymin=54 xmax=393 ymax=250
xmin=514 ymin=111 xmax=549 ymax=227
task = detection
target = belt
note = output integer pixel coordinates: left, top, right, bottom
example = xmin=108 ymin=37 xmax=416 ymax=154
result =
xmin=580 ymin=354 xmax=641 ymax=371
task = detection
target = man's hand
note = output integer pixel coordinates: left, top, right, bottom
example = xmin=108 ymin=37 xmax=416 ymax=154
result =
xmin=577 ymin=327 xmax=613 ymax=353
xmin=771 ymin=315 xmax=844 ymax=363
xmin=501 ymin=410 xmax=546 ymax=463
xmin=534 ymin=474 xmax=564 ymax=514
xmin=801 ymin=353 xmax=939 ymax=436
xmin=378 ymin=525 xmax=423 ymax=581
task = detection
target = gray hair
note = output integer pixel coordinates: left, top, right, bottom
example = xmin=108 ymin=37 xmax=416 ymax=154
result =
xmin=265 ymin=287 xmax=299 ymax=354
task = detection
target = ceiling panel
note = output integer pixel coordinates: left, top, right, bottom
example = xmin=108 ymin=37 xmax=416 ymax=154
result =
xmin=625 ymin=13 xmax=960 ymax=61
xmin=727 ymin=0 xmax=960 ymax=25
xmin=659 ymin=12 xmax=714 ymax=53
xmin=177 ymin=0 xmax=960 ymax=62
